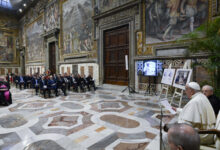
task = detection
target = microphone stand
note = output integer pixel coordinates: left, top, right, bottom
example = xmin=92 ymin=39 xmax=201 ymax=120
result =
xmin=159 ymin=98 xmax=163 ymax=150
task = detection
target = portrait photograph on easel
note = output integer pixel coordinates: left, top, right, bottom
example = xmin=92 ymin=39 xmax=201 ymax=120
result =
xmin=173 ymin=69 xmax=192 ymax=90
xmin=161 ymin=69 xmax=175 ymax=86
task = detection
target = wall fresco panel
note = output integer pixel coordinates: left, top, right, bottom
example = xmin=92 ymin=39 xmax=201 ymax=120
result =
xmin=62 ymin=0 xmax=93 ymax=55
xmin=0 ymin=31 xmax=15 ymax=63
xmin=26 ymin=16 xmax=44 ymax=62
xmin=145 ymin=0 xmax=209 ymax=44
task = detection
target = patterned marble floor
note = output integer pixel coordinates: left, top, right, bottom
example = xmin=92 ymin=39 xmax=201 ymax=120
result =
xmin=0 ymin=86 xmax=177 ymax=150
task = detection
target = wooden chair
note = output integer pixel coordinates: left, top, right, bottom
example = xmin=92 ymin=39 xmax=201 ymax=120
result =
xmin=199 ymin=112 xmax=220 ymax=150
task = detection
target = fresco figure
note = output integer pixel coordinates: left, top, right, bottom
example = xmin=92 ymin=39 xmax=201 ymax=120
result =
xmin=63 ymin=0 xmax=92 ymax=54
xmin=163 ymin=0 xmax=181 ymax=40
xmin=45 ymin=2 xmax=59 ymax=32
xmin=180 ymin=0 xmax=198 ymax=32
xmin=145 ymin=0 xmax=208 ymax=44
xmin=0 ymin=32 xmax=14 ymax=62
xmin=26 ymin=17 xmax=43 ymax=62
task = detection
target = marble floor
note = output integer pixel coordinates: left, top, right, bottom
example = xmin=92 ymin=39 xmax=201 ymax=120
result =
xmin=0 ymin=85 xmax=177 ymax=150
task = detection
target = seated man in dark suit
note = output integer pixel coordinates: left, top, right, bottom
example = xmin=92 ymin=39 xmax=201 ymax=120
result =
xmin=63 ymin=73 xmax=71 ymax=91
xmin=47 ymin=75 xmax=58 ymax=97
xmin=81 ymin=74 xmax=90 ymax=91
xmin=70 ymin=74 xmax=78 ymax=92
xmin=40 ymin=76 xmax=49 ymax=98
xmin=57 ymin=74 xmax=67 ymax=96
xmin=86 ymin=74 xmax=96 ymax=91
xmin=32 ymin=75 xmax=40 ymax=95
xmin=75 ymin=74 xmax=85 ymax=92
xmin=14 ymin=74 xmax=19 ymax=88
xmin=26 ymin=75 xmax=33 ymax=89
xmin=202 ymin=85 xmax=220 ymax=116
xmin=18 ymin=75 xmax=26 ymax=90
xmin=0 ymin=78 xmax=12 ymax=106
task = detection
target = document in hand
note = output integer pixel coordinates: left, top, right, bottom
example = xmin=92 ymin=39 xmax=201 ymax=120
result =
xmin=160 ymin=98 xmax=176 ymax=115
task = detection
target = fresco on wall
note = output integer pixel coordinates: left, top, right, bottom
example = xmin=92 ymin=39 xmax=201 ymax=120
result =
xmin=145 ymin=0 xmax=208 ymax=44
xmin=26 ymin=16 xmax=44 ymax=62
xmin=96 ymin=0 xmax=132 ymax=12
xmin=45 ymin=1 xmax=59 ymax=32
xmin=0 ymin=31 xmax=14 ymax=62
xmin=63 ymin=0 xmax=92 ymax=55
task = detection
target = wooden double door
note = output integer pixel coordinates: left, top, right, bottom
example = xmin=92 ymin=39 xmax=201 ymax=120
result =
xmin=49 ymin=42 xmax=56 ymax=74
xmin=104 ymin=25 xmax=129 ymax=85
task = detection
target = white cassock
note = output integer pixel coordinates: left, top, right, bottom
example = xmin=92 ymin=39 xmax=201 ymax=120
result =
xmin=177 ymin=92 xmax=216 ymax=144
xmin=215 ymin=112 xmax=220 ymax=149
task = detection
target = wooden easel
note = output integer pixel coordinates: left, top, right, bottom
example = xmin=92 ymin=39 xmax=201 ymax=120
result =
xmin=159 ymin=64 xmax=172 ymax=99
xmin=170 ymin=60 xmax=191 ymax=108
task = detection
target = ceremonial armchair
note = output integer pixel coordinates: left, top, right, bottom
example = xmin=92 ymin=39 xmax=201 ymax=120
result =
xmin=199 ymin=112 xmax=220 ymax=150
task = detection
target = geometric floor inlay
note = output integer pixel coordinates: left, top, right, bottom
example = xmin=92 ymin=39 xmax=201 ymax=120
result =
xmin=0 ymin=87 xmax=177 ymax=150
xmin=0 ymin=114 xmax=27 ymax=128
xmin=24 ymin=140 xmax=65 ymax=150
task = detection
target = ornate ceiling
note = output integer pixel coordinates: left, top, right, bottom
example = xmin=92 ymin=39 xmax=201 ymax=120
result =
xmin=0 ymin=0 xmax=38 ymax=17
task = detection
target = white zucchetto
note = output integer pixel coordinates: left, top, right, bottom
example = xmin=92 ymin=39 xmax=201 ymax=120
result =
xmin=187 ymin=82 xmax=201 ymax=91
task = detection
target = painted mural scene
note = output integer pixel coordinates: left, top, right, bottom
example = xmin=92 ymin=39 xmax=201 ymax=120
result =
xmin=0 ymin=31 xmax=14 ymax=62
xmin=0 ymin=0 xmax=219 ymax=150
xmin=145 ymin=0 xmax=209 ymax=44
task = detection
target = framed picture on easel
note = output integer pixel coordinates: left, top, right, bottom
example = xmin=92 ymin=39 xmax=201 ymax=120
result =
xmin=161 ymin=69 xmax=176 ymax=86
xmin=173 ymin=69 xmax=192 ymax=90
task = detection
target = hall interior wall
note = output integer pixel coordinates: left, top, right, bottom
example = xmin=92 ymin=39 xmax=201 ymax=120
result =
xmin=0 ymin=0 xmax=219 ymax=88
xmin=0 ymin=13 xmax=20 ymax=76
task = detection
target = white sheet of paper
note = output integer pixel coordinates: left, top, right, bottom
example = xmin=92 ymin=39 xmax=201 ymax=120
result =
xmin=125 ymin=55 xmax=128 ymax=70
xmin=160 ymin=98 xmax=176 ymax=115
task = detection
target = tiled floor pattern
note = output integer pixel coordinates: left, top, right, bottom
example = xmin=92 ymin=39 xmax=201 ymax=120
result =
xmin=0 ymin=87 xmax=176 ymax=150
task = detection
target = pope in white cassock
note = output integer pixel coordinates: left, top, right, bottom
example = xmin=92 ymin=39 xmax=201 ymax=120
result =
xmin=177 ymin=82 xmax=216 ymax=145
xmin=161 ymin=82 xmax=216 ymax=150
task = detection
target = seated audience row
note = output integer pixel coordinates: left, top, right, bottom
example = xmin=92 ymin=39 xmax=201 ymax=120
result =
xmin=11 ymin=73 xmax=96 ymax=98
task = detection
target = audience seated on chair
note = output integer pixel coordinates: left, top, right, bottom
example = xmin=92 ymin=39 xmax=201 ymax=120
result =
xmin=32 ymin=75 xmax=40 ymax=95
xmin=57 ymin=74 xmax=67 ymax=96
xmin=48 ymin=75 xmax=58 ymax=97
xmin=0 ymin=77 xmax=12 ymax=106
xmin=86 ymin=74 xmax=96 ymax=91
xmin=18 ymin=74 xmax=26 ymax=90
xmin=202 ymin=85 xmax=220 ymax=117
xmin=39 ymin=76 xmax=49 ymax=98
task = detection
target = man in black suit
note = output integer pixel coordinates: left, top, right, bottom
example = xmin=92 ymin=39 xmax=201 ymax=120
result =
xmin=40 ymin=76 xmax=49 ymax=98
xmin=70 ymin=74 xmax=78 ymax=92
xmin=86 ymin=74 xmax=96 ymax=91
xmin=81 ymin=74 xmax=90 ymax=91
xmin=26 ymin=75 xmax=33 ymax=89
xmin=75 ymin=74 xmax=85 ymax=92
xmin=202 ymin=85 xmax=220 ymax=116
xmin=47 ymin=76 xmax=58 ymax=97
xmin=57 ymin=74 xmax=67 ymax=96
xmin=14 ymin=74 xmax=19 ymax=88
xmin=18 ymin=75 xmax=26 ymax=90
xmin=32 ymin=75 xmax=40 ymax=95
xmin=63 ymin=73 xmax=71 ymax=91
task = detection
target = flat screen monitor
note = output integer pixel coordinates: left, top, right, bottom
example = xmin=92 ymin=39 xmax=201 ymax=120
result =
xmin=139 ymin=60 xmax=163 ymax=76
